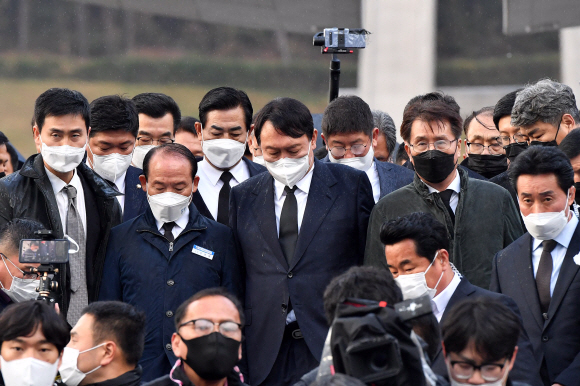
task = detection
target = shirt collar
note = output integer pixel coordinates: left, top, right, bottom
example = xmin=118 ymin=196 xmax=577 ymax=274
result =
xmin=45 ymin=167 xmax=81 ymax=195
xmin=155 ymin=206 xmax=190 ymax=233
xmin=199 ymin=158 xmax=247 ymax=186
xmin=114 ymin=170 xmax=127 ymax=193
xmin=532 ymin=213 xmax=579 ymax=251
xmin=432 ymin=272 xmax=461 ymax=315
xmin=274 ymin=162 xmax=315 ymax=200
xmin=424 ymin=169 xmax=460 ymax=194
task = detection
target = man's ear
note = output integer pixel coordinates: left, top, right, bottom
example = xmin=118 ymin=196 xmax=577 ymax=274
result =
xmin=507 ymin=346 xmax=518 ymax=372
xmin=441 ymin=341 xmax=446 ymax=357
xmin=195 ymin=121 xmax=203 ymax=140
xmin=139 ymin=175 xmax=147 ymax=192
xmin=33 ymin=126 xmax=42 ymax=154
xmin=405 ymin=143 xmax=413 ymax=165
xmin=100 ymin=341 xmax=116 ymax=367
xmin=311 ymin=129 xmax=318 ymax=150
xmin=192 ymin=176 xmax=200 ymax=193
xmin=171 ymin=333 xmax=184 ymax=359
xmin=248 ymin=123 xmax=254 ymax=137
xmin=372 ymin=127 xmax=379 ymax=148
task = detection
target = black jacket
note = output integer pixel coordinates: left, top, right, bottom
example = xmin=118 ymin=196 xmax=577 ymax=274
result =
xmin=78 ymin=367 xmax=142 ymax=386
xmin=143 ymin=365 xmax=247 ymax=386
xmin=0 ymin=154 xmax=122 ymax=316
xmin=121 ymin=165 xmax=148 ymax=222
xmin=0 ymin=290 xmax=12 ymax=313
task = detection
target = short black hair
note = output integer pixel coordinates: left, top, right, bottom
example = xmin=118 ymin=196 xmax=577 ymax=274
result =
xmin=321 ymin=95 xmax=373 ymax=138
xmin=6 ymin=143 xmax=20 ymax=172
xmin=81 ymin=301 xmax=145 ymax=366
xmin=395 ymin=144 xmax=409 ymax=164
xmin=254 ymin=97 xmax=313 ymax=145
xmin=442 ymin=297 xmax=520 ymax=363
xmin=176 ymin=116 xmax=200 ymax=136
xmin=89 ymin=95 xmax=139 ymax=138
xmin=33 ymin=88 xmax=90 ymax=132
xmin=0 ymin=130 xmax=8 ymax=146
xmin=463 ymin=106 xmax=495 ymax=137
xmin=509 ymin=146 xmax=574 ymax=193
xmin=143 ymin=143 xmax=198 ymax=182
xmin=132 ymin=93 xmax=181 ymax=132
xmin=0 ymin=218 xmax=46 ymax=256
xmin=323 ymin=266 xmax=402 ymax=326
xmin=559 ymin=128 xmax=580 ymax=161
xmin=380 ymin=212 xmax=449 ymax=263
xmin=310 ymin=374 xmax=367 ymax=386
xmin=174 ymin=287 xmax=245 ymax=329
xmin=493 ymin=89 xmax=522 ymax=130
xmin=0 ymin=301 xmax=69 ymax=354
xmin=198 ymin=87 xmax=253 ymax=133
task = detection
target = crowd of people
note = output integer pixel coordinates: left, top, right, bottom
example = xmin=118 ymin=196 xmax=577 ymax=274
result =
xmin=0 ymin=78 xmax=578 ymax=386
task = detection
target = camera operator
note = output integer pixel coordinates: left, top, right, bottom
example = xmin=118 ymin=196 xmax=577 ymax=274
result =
xmin=441 ymin=297 xmax=526 ymax=386
xmin=0 ymin=219 xmax=45 ymax=311
xmin=0 ymin=300 xmax=69 ymax=386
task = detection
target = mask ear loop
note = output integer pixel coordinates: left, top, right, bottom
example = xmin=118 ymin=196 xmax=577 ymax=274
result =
xmin=65 ymin=235 xmax=80 ymax=254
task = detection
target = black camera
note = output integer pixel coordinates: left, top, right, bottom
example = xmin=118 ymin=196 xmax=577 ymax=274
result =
xmin=18 ymin=230 xmax=69 ymax=305
xmin=313 ymin=28 xmax=369 ymax=54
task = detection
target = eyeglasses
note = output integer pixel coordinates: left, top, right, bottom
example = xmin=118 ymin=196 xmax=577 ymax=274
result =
xmin=465 ymin=141 xmax=504 ymax=155
xmin=449 ymin=359 xmax=508 ymax=382
xmin=179 ymin=319 xmax=242 ymax=338
xmin=498 ymin=133 xmax=529 ymax=145
xmin=408 ymin=139 xmax=458 ymax=153
xmin=136 ymin=136 xmax=175 ymax=146
xmin=329 ymin=142 xmax=369 ymax=158
xmin=1 ymin=253 xmax=39 ymax=280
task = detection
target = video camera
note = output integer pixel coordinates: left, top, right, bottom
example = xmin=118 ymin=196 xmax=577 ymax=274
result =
xmin=18 ymin=230 xmax=69 ymax=306
xmin=330 ymin=296 xmax=433 ymax=385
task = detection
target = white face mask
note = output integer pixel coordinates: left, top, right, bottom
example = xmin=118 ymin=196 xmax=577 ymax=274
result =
xmin=0 ymin=355 xmax=59 ymax=386
xmin=265 ymin=143 xmax=312 ymax=188
xmin=132 ymin=145 xmax=156 ymax=170
xmin=59 ymin=344 xmax=105 ymax=386
xmin=88 ymin=145 xmax=133 ymax=183
xmin=521 ymin=189 xmax=571 ymax=240
xmin=40 ymin=137 xmax=86 ymax=173
xmin=253 ymin=155 xmax=265 ymax=166
xmin=201 ymin=128 xmax=247 ymax=170
xmin=0 ymin=256 xmax=38 ymax=303
xmin=147 ymin=189 xmax=192 ymax=223
xmin=328 ymin=144 xmax=375 ymax=172
xmin=446 ymin=359 xmax=510 ymax=386
xmin=394 ymin=251 xmax=444 ymax=300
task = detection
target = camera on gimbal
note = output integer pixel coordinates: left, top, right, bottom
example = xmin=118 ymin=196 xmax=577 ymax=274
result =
xmin=313 ymin=28 xmax=369 ymax=54
xmin=18 ymin=230 xmax=70 ymax=306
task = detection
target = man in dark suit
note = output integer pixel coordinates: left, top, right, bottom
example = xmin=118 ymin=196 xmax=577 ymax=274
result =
xmin=0 ymin=88 xmax=122 ymax=326
xmin=230 ymin=97 xmax=375 ymax=386
xmin=319 ymin=96 xmax=413 ymax=203
xmin=381 ymin=211 xmax=540 ymax=386
xmin=87 ymin=95 xmax=147 ymax=222
xmin=192 ymin=87 xmax=266 ymax=224
xmin=491 ymin=146 xmax=580 ymax=386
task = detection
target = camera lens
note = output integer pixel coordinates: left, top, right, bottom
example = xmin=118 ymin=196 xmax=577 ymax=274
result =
xmin=313 ymin=32 xmax=325 ymax=46
xmin=370 ymin=352 xmax=389 ymax=371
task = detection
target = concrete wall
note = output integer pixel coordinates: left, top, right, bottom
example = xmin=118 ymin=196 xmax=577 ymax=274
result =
xmin=561 ymin=26 xmax=580 ymax=106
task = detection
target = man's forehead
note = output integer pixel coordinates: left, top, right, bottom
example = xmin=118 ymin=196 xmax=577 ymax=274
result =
xmin=410 ymin=119 xmax=452 ymax=138
xmin=186 ymin=296 xmax=239 ymax=319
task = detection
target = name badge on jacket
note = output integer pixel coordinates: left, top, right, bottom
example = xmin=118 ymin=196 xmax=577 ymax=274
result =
xmin=192 ymin=245 xmax=215 ymax=260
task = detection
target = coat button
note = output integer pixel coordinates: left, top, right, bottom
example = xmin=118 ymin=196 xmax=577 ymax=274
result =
xmin=287 ymin=272 xmax=293 ymax=278
xmin=165 ymin=343 xmax=172 ymax=351
xmin=167 ymin=280 xmax=175 ymax=286
xmin=166 ymin=311 xmax=174 ymax=318
xmin=281 ymin=303 xmax=287 ymax=312
xmin=542 ymin=336 xmax=549 ymax=342
xmin=542 ymin=313 xmax=549 ymax=320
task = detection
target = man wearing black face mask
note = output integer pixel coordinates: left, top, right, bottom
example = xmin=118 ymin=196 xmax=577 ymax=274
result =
xmin=512 ymin=79 xmax=580 ymax=147
xmin=144 ymin=287 xmax=248 ymax=386
xmin=364 ymin=92 xmax=523 ymax=289
xmin=460 ymin=107 xmax=508 ymax=179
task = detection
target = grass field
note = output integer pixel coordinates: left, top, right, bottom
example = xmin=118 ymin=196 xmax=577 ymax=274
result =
xmin=0 ymin=78 xmax=328 ymax=157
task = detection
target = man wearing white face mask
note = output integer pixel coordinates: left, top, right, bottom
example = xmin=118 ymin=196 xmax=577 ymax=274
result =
xmin=381 ymin=212 xmax=541 ymax=386
xmin=192 ymin=87 xmax=266 ymax=225
xmin=98 ymin=143 xmax=242 ymax=383
xmin=0 ymin=300 xmax=69 ymax=386
xmin=491 ymin=146 xmax=580 ymax=386
xmin=0 ymin=88 xmax=122 ymax=327
xmin=87 ymin=95 xmax=148 ymax=223
xmin=320 ymin=96 xmax=413 ymax=203
xmin=230 ymin=97 xmax=374 ymax=386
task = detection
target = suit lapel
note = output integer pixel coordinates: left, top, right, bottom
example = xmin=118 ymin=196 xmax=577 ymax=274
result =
xmin=375 ymin=159 xmax=393 ymax=197
xmin=546 ymin=222 xmax=580 ymax=325
xmin=513 ymin=234 xmax=544 ymax=330
xmin=251 ymin=174 xmax=288 ymax=270
xmin=291 ymin=161 xmax=338 ymax=270
xmin=123 ymin=167 xmax=142 ymax=221
xmin=440 ymin=278 xmax=474 ymax=322
xmin=191 ymin=191 xmax=214 ymax=220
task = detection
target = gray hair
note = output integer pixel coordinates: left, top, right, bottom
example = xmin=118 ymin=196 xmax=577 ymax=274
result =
xmin=511 ymin=79 xmax=580 ymax=127
xmin=372 ymin=109 xmax=396 ymax=159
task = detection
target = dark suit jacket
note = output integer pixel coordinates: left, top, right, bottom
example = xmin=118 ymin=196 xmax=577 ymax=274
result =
xmin=192 ymin=157 xmax=267 ymax=220
xmin=490 ymin=225 xmax=580 ymax=386
xmin=229 ymin=159 xmax=374 ymax=385
xmin=321 ymin=156 xmax=414 ymax=199
xmin=431 ymin=278 xmax=541 ymax=386
xmin=122 ymin=165 xmax=148 ymax=222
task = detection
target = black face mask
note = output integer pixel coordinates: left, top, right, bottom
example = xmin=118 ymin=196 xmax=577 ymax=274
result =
xmin=574 ymin=182 xmax=580 ymax=205
xmin=530 ymin=121 xmax=560 ymax=147
xmin=0 ymin=172 xmax=5 ymax=179
xmin=464 ymin=154 xmax=508 ymax=179
xmin=504 ymin=142 xmax=528 ymax=163
xmin=179 ymin=332 xmax=240 ymax=381
xmin=412 ymin=150 xmax=456 ymax=184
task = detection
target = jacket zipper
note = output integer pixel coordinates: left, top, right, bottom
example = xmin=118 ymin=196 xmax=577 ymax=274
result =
xmin=138 ymin=228 xmax=206 ymax=252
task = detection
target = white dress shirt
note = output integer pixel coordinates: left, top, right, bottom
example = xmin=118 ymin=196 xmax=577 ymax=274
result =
xmin=531 ymin=214 xmax=579 ymax=296
xmin=196 ymin=158 xmax=250 ymax=219
xmin=431 ymin=273 xmax=462 ymax=322
xmin=155 ymin=207 xmax=190 ymax=240
xmin=45 ymin=167 xmax=87 ymax=238
xmin=367 ymin=162 xmax=380 ymax=203
xmin=112 ymin=171 xmax=127 ymax=213
xmin=273 ymin=164 xmax=315 ymax=236
xmin=424 ymin=170 xmax=461 ymax=213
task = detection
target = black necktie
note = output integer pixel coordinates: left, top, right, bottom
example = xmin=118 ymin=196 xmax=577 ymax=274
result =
xmin=217 ymin=171 xmax=233 ymax=225
xmin=537 ymin=239 xmax=557 ymax=314
xmin=279 ymin=186 xmax=298 ymax=265
xmin=438 ymin=189 xmax=455 ymax=225
xmin=163 ymin=222 xmax=176 ymax=243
